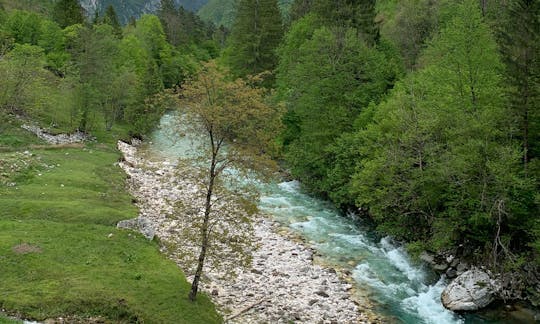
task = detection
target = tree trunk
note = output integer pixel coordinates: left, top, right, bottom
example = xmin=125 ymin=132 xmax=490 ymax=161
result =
xmin=522 ymin=53 xmax=530 ymax=174
xmin=188 ymin=148 xmax=217 ymax=301
xmin=524 ymin=103 xmax=529 ymax=174
xmin=481 ymin=0 xmax=487 ymax=16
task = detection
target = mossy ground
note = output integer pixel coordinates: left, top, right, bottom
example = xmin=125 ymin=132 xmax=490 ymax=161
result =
xmin=0 ymin=122 xmax=221 ymax=323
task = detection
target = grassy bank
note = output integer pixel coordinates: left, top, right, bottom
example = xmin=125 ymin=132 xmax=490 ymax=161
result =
xmin=0 ymin=125 xmax=221 ymax=323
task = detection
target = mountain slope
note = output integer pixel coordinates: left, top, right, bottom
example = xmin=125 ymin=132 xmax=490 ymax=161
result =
xmin=0 ymin=0 xmax=54 ymax=14
xmin=79 ymin=0 xmax=209 ymax=24
xmin=198 ymin=0 xmax=292 ymax=28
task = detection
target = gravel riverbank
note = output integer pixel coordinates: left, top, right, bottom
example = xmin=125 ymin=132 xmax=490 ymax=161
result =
xmin=117 ymin=140 xmax=371 ymax=323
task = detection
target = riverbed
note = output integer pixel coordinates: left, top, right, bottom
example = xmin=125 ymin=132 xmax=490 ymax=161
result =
xmin=135 ymin=112 xmax=537 ymax=323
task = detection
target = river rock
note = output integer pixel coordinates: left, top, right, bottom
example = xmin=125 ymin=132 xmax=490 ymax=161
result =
xmin=456 ymin=262 xmax=469 ymax=275
xmin=315 ymin=290 xmax=329 ymax=298
xmin=441 ymin=269 xmax=498 ymax=311
xmin=419 ymin=251 xmax=435 ymax=264
xmin=117 ymin=217 xmax=155 ymax=240
xmin=446 ymin=267 xmax=458 ymax=279
xmin=116 ymin=141 xmax=371 ymax=323
xmin=420 ymin=251 xmax=448 ymax=271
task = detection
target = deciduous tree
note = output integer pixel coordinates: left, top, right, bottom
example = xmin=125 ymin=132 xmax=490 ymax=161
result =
xmin=179 ymin=61 xmax=283 ymax=301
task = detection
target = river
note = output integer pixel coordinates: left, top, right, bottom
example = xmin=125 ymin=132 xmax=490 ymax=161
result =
xmin=145 ymin=113 xmax=517 ymax=324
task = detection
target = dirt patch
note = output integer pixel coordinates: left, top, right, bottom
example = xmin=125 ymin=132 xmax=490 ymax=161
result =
xmin=12 ymin=243 xmax=42 ymax=254
xmin=29 ymin=143 xmax=85 ymax=149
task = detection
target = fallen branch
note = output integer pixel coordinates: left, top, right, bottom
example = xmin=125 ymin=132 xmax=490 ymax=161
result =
xmin=225 ymin=298 xmax=267 ymax=322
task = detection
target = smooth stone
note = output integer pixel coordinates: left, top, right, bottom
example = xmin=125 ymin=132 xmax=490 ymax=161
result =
xmin=442 ymin=269 xmax=497 ymax=311
xmin=315 ymin=291 xmax=329 ymax=298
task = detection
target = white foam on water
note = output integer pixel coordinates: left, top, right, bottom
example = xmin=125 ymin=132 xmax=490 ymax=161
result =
xmin=402 ymin=278 xmax=463 ymax=324
xmin=328 ymin=232 xmax=370 ymax=248
xmin=290 ymin=218 xmax=319 ymax=232
xmin=353 ymin=263 xmax=416 ymax=296
xmin=380 ymin=237 xmax=425 ymax=282
xmin=260 ymin=196 xmax=293 ymax=207
xmin=353 ymin=263 xmax=384 ymax=286
xmin=352 ymin=239 xmax=462 ymax=324
xmin=278 ymin=180 xmax=302 ymax=193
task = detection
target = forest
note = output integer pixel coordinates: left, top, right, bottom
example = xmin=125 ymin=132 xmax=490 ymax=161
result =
xmin=224 ymin=0 xmax=540 ymax=306
xmin=277 ymin=0 xmax=540 ymax=273
xmin=0 ymin=0 xmax=539 ymax=322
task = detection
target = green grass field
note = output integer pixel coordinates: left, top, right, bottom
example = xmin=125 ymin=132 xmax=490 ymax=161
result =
xmin=0 ymin=314 xmax=19 ymax=324
xmin=0 ymin=128 xmax=221 ymax=323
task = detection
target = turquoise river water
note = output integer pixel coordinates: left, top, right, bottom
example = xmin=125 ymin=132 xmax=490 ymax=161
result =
xmin=146 ymin=113 xmax=530 ymax=324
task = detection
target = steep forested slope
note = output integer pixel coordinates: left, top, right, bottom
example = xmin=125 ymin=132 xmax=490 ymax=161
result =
xmin=198 ymin=0 xmax=292 ymax=27
xmin=273 ymin=1 xmax=540 ymax=303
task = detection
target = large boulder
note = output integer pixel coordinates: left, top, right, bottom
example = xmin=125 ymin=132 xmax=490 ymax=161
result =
xmin=442 ymin=269 xmax=498 ymax=311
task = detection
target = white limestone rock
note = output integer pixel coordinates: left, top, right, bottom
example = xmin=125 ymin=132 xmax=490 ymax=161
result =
xmin=442 ymin=269 xmax=498 ymax=311
xmin=116 ymin=140 xmax=370 ymax=323
xmin=117 ymin=217 xmax=155 ymax=240
xmin=21 ymin=124 xmax=93 ymax=144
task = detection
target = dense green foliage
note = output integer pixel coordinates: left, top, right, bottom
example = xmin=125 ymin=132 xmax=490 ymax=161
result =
xmin=53 ymin=0 xmax=84 ymax=28
xmin=276 ymin=0 xmax=539 ymax=276
xmin=226 ymin=0 xmax=283 ymax=80
xmin=198 ymin=0 xmax=293 ymax=28
xmin=499 ymin=0 xmax=540 ymax=176
xmin=276 ymin=13 xmax=401 ymax=199
xmin=0 ymin=3 xmax=216 ymax=137
xmin=0 ymin=0 xmax=53 ymax=15
xmin=158 ymin=0 xmax=215 ymax=47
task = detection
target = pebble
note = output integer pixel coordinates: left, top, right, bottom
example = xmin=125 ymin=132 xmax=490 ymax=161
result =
xmin=117 ymin=141 xmax=369 ymax=324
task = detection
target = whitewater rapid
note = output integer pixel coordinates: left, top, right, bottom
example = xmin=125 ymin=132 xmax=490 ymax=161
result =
xmin=260 ymin=181 xmax=462 ymax=324
xmin=149 ymin=112 xmax=463 ymax=323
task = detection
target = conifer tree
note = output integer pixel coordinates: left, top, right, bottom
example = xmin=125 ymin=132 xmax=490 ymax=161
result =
xmin=53 ymin=0 xmax=84 ymax=28
xmin=499 ymin=0 xmax=540 ymax=173
xmin=103 ymin=5 xmax=123 ymax=38
xmin=312 ymin=0 xmax=379 ymax=45
xmin=289 ymin=0 xmax=312 ymax=22
xmin=357 ymin=0 xmax=379 ymax=45
xmin=227 ymin=0 xmax=284 ymax=80
xmin=159 ymin=0 xmax=181 ymax=45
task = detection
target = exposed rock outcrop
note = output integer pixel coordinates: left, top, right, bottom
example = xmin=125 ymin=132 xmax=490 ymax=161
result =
xmin=441 ymin=269 xmax=499 ymax=311
xmin=117 ymin=217 xmax=155 ymax=240
xmin=21 ymin=124 xmax=94 ymax=145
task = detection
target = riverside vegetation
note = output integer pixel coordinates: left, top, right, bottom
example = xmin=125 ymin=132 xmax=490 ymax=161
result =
xmin=0 ymin=0 xmax=539 ymax=322
xmin=274 ymin=0 xmax=540 ymax=307
xmin=0 ymin=0 xmax=222 ymax=322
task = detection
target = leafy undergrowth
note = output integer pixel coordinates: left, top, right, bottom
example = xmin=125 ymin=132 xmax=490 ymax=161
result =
xmin=0 ymin=140 xmax=221 ymax=323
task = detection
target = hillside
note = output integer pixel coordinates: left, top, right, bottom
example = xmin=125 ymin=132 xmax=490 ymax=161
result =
xmin=0 ymin=120 xmax=221 ymax=323
xmin=198 ymin=0 xmax=292 ymax=28
xmin=79 ymin=0 xmax=210 ymax=24
xmin=0 ymin=0 xmax=54 ymax=14
xmin=0 ymin=4 xmax=224 ymax=321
